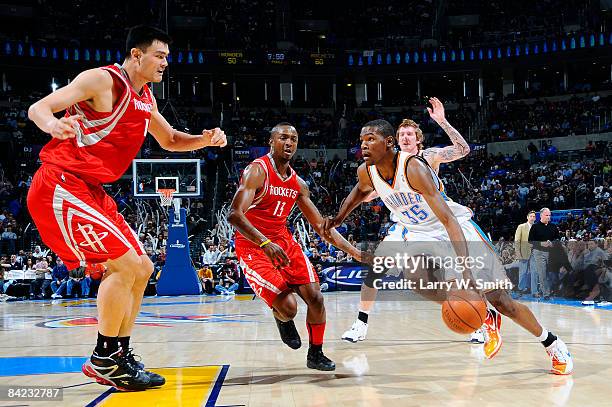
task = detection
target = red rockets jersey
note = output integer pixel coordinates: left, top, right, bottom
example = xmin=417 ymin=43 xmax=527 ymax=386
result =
xmin=235 ymin=154 xmax=301 ymax=247
xmin=39 ymin=64 xmax=153 ymax=185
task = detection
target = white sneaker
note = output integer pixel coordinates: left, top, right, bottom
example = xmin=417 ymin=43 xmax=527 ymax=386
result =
xmin=469 ymin=328 xmax=485 ymax=344
xmin=546 ymin=338 xmax=573 ymax=375
xmin=51 ymin=293 xmax=62 ymax=299
xmin=342 ymin=320 xmax=368 ymax=343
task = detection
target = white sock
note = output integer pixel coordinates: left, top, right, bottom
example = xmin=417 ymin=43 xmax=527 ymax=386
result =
xmin=537 ymin=328 xmax=549 ymax=343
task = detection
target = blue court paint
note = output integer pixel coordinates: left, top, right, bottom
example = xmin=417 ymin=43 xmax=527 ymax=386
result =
xmin=0 ymin=356 xmax=87 ymax=376
xmin=206 ymin=365 xmax=230 ymax=407
xmin=512 ymin=293 xmax=612 ymax=311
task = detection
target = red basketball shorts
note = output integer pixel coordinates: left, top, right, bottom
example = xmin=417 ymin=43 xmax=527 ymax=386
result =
xmin=236 ymin=235 xmax=318 ymax=307
xmin=27 ymin=164 xmax=145 ymax=270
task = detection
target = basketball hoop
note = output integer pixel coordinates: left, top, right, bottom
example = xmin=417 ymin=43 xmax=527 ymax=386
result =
xmin=157 ymin=188 xmax=176 ymax=207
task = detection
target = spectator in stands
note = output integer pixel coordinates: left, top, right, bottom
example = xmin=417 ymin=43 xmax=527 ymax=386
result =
xmin=515 ymin=211 xmax=536 ymax=294
xmin=215 ymin=259 xmax=239 ymax=295
xmin=84 ymin=262 xmax=105 ymax=298
xmin=217 ymin=243 xmax=230 ymax=264
xmin=67 ymin=266 xmax=89 ymax=298
xmin=528 ymin=208 xmax=560 ymax=299
xmin=32 ymin=245 xmax=46 ymax=260
xmin=50 ymin=258 xmax=68 ymax=299
xmin=8 ymin=254 xmax=23 ymax=270
xmin=315 ymin=263 xmax=329 ymax=292
xmin=1 ymin=226 xmax=17 ymax=255
xmin=197 ymin=264 xmax=215 ymax=294
xmin=202 ymin=244 xmax=221 ymax=266
xmin=0 ymin=256 xmax=8 ymax=294
xmin=30 ymin=259 xmax=52 ymax=299
xmin=16 ymin=250 xmax=26 ymax=265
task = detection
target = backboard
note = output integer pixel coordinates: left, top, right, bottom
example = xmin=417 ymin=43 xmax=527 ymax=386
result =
xmin=132 ymin=158 xmax=201 ymax=198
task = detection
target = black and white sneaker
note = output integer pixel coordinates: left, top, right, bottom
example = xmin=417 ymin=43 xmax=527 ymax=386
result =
xmin=82 ymin=350 xmax=151 ymax=391
xmin=123 ymin=348 xmax=166 ymax=387
xmin=274 ymin=317 xmax=302 ymax=350
xmin=307 ymin=347 xmax=336 ymax=371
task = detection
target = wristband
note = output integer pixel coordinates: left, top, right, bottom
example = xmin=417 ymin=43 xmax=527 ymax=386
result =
xmin=259 ymin=239 xmax=271 ymax=248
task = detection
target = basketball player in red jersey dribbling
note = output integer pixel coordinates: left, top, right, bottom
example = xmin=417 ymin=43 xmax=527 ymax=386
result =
xmin=26 ymin=26 xmax=227 ymax=391
xmin=229 ymin=123 xmax=363 ymax=371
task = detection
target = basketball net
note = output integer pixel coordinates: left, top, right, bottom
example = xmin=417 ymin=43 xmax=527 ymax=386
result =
xmin=157 ymin=188 xmax=176 ymax=207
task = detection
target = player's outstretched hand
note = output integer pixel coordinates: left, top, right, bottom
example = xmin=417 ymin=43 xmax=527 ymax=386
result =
xmin=49 ymin=114 xmax=82 ymax=140
xmin=203 ymin=127 xmax=227 ymax=147
xmin=262 ymin=242 xmax=290 ymax=268
xmin=322 ymin=216 xmax=341 ymax=238
xmin=426 ymin=97 xmax=445 ymax=124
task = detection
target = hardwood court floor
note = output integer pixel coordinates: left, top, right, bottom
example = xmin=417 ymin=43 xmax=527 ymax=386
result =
xmin=0 ymin=292 xmax=610 ymax=406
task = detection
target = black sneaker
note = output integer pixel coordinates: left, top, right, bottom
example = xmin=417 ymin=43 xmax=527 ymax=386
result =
xmin=274 ymin=317 xmax=301 ymax=350
xmin=306 ymin=347 xmax=336 ymax=371
xmin=82 ymin=350 xmax=151 ymax=391
xmin=123 ymin=348 xmax=166 ymax=387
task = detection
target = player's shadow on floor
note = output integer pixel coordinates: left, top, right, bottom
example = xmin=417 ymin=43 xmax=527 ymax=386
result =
xmin=224 ymin=372 xmax=363 ymax=386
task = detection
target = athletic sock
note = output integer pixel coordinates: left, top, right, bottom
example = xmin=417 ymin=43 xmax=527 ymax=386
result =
xmin=358 ymin=310 xmax=369 ymax=324
xmin=537 ymin=328 xmax=557 ymax=348
xmin=95 ymin=332 xmax=119 ymax=357
xmin=118 ymin=336 xmax=131 ymax=352
xmin=306 ymin=322 xmax=326 ymax=346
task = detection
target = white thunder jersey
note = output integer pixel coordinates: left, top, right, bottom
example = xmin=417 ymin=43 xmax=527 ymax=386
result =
xmin=368 ymin=152 xmax=473 ymax=232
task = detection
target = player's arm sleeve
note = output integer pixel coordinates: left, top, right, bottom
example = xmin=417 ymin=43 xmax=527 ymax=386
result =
xmin=429 ymin=120 xmax=471 ymax=164
xmin=296 ymin=177 xmax=361 ymax=260
xmin=227 ymin=163 xmax=269 ymax=246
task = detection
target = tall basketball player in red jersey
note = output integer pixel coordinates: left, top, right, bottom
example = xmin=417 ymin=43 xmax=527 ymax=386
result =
xmin=229 ymin=123 xmax=362 ymax=371
xmin=26 ymin=26 xmax=227 ymax=391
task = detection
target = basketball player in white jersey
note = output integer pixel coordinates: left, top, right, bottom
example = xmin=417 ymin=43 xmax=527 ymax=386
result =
xmin=326 ymin=120 xmax=573 ymax=375
xmin=342 ymin=98 xmax=484 ymax=343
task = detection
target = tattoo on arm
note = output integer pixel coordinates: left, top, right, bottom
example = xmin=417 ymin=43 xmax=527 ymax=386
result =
xmin=437 ymin=119 xmax=470 ymax=162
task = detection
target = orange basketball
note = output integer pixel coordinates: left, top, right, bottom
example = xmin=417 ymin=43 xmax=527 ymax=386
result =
xmin=441 ymin=289 xmax=487 ymax=334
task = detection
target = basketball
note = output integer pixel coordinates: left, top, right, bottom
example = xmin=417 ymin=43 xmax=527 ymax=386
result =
xmin=441 ymin=289 xmax=487 ymax=334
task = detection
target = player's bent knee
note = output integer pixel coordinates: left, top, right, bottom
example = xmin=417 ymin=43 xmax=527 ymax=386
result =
xmin=136 ymin=256 xmax=154 ymax=284
xmin=275 ymin=300 xmax=297 ymax=320
xmin=273 ymin=291 xmax=298 ymax=320
xmin=489 ymin=290 xmax=518 ymax=317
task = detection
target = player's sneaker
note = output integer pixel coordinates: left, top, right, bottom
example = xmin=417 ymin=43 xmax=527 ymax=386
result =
xmin=341 ymin=320 xmax=368 ymax=343
xmin=274 ymin=317 xmax=301 ymax=349
xmin=546 ymin=338 xmax=573 ymax=375
xmin=307 ymin=347 xmax=336 ymax=371
xmin=482 ymin=308 xmax=502 ymax=359
xmin=122 ymin=348 xmax=166 ymax=387
xmin=469 ymin=328 xmax=485 ymax=344
xmin=82 ymin=349 xmax=150 ymax=391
